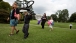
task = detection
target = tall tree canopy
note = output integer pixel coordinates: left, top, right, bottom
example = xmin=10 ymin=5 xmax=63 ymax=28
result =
xmin=69 ymin=12 xmax=76 ymax=22
xmin=0 ymin=0 xmax=11 ymax=23
xmin=56 ymin=9 xmax=69 ymax=22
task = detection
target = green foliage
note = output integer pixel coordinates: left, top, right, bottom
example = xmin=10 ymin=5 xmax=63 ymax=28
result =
xmin=0 ymin=0 xmax=3 ymax=2
xmin=61 ymin=9 xmax=69 ymax=22
xmin=0 ymin=1 xmax=11 ymax=11
xmin=0 ymin=1 xmax=11 ymax=23
xmin=56 ymin=10 xmax=62 ymax=22
xmin=56 ymin=9 xmax=69 ymax=22
xmin=51 ymin=14 xmax=57 ymax=22
xmin=32 ymin=15 xmax=36 ymax=20
xmin=0 ymin=9 xmax=9 ymax=23
xmin=69 ymin=12 xmax=76 ymax=22
xmin=47 ymin=16 xmax=50 ymax=20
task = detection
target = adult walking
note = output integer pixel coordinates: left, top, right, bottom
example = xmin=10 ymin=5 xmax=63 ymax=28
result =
xmin=7 ymin=2 xmax=20 ymax=36
xmin=41 ymin=13 xmax=47 ymax=29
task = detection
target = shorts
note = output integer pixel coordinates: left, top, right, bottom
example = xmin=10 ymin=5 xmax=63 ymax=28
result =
xmin=10 ymin=19 xmax=18 ymax=26
xmin=49 ymin=24 xmax=53 ymax=28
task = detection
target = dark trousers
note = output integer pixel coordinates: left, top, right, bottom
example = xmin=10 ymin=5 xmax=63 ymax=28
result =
xmin=41 ymin=21 xmax=46 ymax=29
xmin=22 ymin=24 xmax=29 ymax=38
xmin=70 ymin=26 xmax=72 ymax=29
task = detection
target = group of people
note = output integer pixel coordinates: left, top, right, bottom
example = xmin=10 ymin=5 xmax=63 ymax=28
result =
xmin=6 ymin=2 xmax=73 ymax=40
xmin=37 ymin=13 xmax=54 ymax=31
xmin=7 ymin=2 xmax=32 ymax=39
xmin=7 ymin=2 xmax=54 ymax=39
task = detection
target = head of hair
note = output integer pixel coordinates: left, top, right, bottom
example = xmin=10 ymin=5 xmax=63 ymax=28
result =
xmin=43 ymin=13 xmax=46 ymax=17
xmin=12 ymin=2 xmax=18 ymax=8
xmin=24 ymin=11 xmax=28 ymax=15
xmin=50 ymin=17 xmax=53 ymax=20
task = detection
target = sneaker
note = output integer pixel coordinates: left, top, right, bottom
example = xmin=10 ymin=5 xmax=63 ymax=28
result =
xmin=24 ymin=36 xmax=28 ymax=39
xmin=16 ymin=30 xmax=19 ymax=34
xmin=24 ymin=33 xmax=29 ymax=39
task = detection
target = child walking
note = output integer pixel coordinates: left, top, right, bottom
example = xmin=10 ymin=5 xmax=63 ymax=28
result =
xmin=47 ymin=17 xmax=54 ymax=31
xmin=22 ymin=11 xmax=32 ymax=39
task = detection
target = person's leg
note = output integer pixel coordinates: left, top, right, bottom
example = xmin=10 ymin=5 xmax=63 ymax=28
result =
xmin=10 ymin=26 xmax=15 ymax=34
xmin=42 ymin=23 xmax=44 ymax=29
xmin=9 ymin=19 xmax=19 ymax=36
xmin=22 ymin=24 xmax=26 ymax=38
xmin=24 ymin=24 xmax=29 ymax=38
xmin=49 ymin=25 xmax=53 ymax=31
xmin=49 ymin=25 xmax=51 ymax=31
xmin=41 ymin=21 xmax=44 ymax=29
xmin=70 ymin=26 xmax=72 ymax=29
xmin=27 ymin=24 xmax=29 ymax=36
xmin=9 ymin=19 xmax=15 ymax=36
xmin=51 ymin=26 xmax=53 ymax=31
xmin=41 ymin=22 xmax=43 ymax=28
xmin=14 ymin=19 xmax=19 ymax=34
xmin=11 ymin=26 xmax=19 ymax=34
xmin=14 ymin=27 xmax=19 ymax=34
xmin=24 ymin=24 xmax=29 ymax=39
xmin=9 ymin=26 xmax=15 ymax=36
xmin=41 ymin=22 xmax=45 ymax=29
xmin=22 ymin=24 xmax=29 ymax=39
xmin=22 ymin=24 xmax=25 ymax=33
xmin=71 ymin=26 xmax=72 ymax=29
xmin=70 ymin=26 xmax=71 ymax=29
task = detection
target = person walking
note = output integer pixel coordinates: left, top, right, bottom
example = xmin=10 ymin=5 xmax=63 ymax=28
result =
xmin=7 ymin=2 xmax=20 ymax=36
xmin=22 ymin=11 xmax=32 ymax=39
xmin=41 ymin=13 xmax=47 ymax=29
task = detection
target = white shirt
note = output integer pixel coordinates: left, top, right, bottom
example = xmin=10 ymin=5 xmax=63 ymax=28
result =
xmin=50 ymin=20 xmax=53 ymax=23
xmin=69 ymin=24 xmax=72 ymax=26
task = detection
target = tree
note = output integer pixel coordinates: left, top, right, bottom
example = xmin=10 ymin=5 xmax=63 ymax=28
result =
xmin=0 ymin=1 xmax=11 ymax=11
xmin=61 ymin=9 xmax=69 ymax=22
xmin=0 ymin=1 xmax=11 ymax=23
xmin=47 ymin=16 xmax=50 ymax=20
xmin=0 ymin=9 xmax=9 ymax=23
xmin=51 ymin=14 xmax=57 ymax=22
xmin=56 ymin=10 xmax=62 ymax=22
xmin=0 ymin=0 xmax=3 ymax=2
xmin=69 ymin=12 xmax=76 ymax=22
xmin=56 ymin=9 xmax=69 ymax=22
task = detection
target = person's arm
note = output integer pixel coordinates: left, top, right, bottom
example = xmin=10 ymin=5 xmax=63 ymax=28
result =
xmin=43 ymin=18 xmax=46 ymax=19
xmin=7 ymin=15 xmax=10 ymax=21
xmin=16 ymin=8 xmax=20 ymax=20
xmin=29 ymin=14 xmax=32 ymax=20
xmin=43 ymin=17 xmax=47 ymax=19
xmin=7 ymin=17 xmax=9 ymax=21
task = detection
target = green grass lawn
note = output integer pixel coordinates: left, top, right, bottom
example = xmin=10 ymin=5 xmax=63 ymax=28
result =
xmin=30 ymin=20 xmax=76 ymax=29
xmin=0 ymin=20 xmax=76 ymax=43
